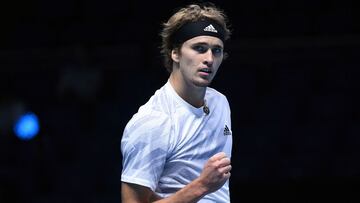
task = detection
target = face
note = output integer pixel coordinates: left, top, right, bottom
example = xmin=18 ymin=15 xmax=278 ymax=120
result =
xmin=171 ymin=36 xmax=224 ymax=88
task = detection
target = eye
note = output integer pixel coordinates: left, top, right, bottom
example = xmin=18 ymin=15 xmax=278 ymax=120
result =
xmin=192 ymin=45 xmax=208 ymax=53
xmin=212 ymin=47 xmax=223 ymax=56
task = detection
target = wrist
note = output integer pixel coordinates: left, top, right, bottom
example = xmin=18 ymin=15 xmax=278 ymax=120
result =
xmin=191 ymin=178 xmax=209 ymax=197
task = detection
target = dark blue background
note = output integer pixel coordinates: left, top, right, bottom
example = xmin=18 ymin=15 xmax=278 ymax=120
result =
xmin=1 ymin=0 xmax=359 ymax=202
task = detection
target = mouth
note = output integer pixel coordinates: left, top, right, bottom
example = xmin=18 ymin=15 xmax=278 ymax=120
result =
xmin=199 ymin=68 xmax=213 ymax=74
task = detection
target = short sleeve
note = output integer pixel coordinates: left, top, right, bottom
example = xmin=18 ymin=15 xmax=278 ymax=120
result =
xmin=121 ymin=111 xmax=172 ymax=191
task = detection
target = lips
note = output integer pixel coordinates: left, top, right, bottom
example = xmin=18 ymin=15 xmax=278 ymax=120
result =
xmin=199 ymin=68 xmax=212 ymax=74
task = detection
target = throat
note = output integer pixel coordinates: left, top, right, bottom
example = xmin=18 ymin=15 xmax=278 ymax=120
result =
xmin=186 ymin=94 xmax=205 ymax=108
xmin=169 ymin=74 xmax=206 ymax=108
xmin=178 ymin=87 xmax=206 ymax=108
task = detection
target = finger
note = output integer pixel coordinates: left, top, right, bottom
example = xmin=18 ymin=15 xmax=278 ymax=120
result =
xmin=223 ymin=172 xmax=231 ymax=180
xmin=219 ymin=165 xmax=232 ymax=174
xmin=210 ymin=152 xmax=227 ymax=161
xmin=218 ymin=157 xmax=231 ymax=167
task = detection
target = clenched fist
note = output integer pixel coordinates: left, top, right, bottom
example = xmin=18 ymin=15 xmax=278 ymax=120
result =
xmin=197 ymin=152 xmax=232 ymax=194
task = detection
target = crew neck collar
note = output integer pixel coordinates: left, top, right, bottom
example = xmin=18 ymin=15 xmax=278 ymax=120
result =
xmin=165 ymin=81 xmax=206 ymax=117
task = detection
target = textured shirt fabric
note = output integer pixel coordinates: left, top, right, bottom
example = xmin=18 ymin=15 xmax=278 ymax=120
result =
xmin=121 ymin=81 xmax=233 ymax=202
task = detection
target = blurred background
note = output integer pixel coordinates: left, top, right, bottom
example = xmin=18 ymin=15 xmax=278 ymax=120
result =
xmin=1 ymin=0 xmax=359 ymax=202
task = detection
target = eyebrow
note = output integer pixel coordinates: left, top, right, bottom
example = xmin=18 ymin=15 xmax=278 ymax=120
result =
xmin=192 ymin=42 xmax=224 ymax=49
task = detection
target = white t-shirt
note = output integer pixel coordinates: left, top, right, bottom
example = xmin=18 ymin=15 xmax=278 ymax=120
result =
xmin=121 ymin=81 xmax=233 ymax=202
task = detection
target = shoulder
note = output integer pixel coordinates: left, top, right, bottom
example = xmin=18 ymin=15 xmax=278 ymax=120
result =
xmin=206 ymin=87 xmax=230 ymax=105
xmin=206 ymin=86 xmax=227 ymax=98
xmin=124 ymin=110 xmax=171 ymax=138
xmin=126 ymin=84 xmax=172 ymax=129
xmin=121 ymin=109 xmax=173 ymax=156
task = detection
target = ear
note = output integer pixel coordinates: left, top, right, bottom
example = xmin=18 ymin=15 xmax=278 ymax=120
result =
xmin=171 ymin=49 xmax=180 ymax=63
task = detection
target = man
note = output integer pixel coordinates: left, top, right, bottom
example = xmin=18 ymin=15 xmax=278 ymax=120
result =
xmin=121 ymin=3 xmax=233 ymax=202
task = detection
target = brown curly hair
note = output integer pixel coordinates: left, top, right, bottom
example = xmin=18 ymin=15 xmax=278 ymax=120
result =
xmin=160 ymin=3 xmax=231 ymax=72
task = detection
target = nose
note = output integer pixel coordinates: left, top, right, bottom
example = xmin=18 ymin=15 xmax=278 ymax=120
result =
xmin=203 ymin=49 xmax=214 ymax=66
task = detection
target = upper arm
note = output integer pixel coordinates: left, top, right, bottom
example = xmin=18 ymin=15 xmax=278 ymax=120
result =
xmin=121 ymin=182 xmax=162 ymax=203
xmin=121 ymin=112 xmax=172 ymax=191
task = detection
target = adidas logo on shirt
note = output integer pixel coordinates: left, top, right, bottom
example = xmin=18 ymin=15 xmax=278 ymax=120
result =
xmin=223 ymin=125 xmax=231 ymax=136
xmin=204 ymin=24 xmax=218 ymax=33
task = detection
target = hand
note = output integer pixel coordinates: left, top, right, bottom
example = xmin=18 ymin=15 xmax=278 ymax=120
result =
xmin=197 ymin=152 xmax=232 ymax=194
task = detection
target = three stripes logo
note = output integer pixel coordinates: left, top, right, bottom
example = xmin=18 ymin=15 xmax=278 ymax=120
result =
xmin=203 ymin=24 xmax=218 ymax=33
xmin=223 ymin=125 xmax=231 ymax=136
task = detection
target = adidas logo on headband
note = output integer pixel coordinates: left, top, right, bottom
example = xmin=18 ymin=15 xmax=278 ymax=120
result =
xmin=172 ymin=19 xmax=225 ymax=44
xmin=203 ymin=24 xmax=218 ymax=33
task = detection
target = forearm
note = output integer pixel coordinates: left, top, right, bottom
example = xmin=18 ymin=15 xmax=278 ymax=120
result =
xmin=121 ymin=179 xmax=208 ymax=203
xmin=122 ymin=152 xmax=231 ymax=203
xmin=154 ymin=178 xmax=208 ymax=203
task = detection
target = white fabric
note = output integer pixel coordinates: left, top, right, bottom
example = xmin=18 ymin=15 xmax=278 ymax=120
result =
xmin=121 ymin=81 xmax=233 ymax=202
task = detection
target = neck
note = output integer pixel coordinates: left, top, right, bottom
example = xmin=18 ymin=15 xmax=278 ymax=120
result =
xmin=169 ymin=73 xmax=206 ymax=108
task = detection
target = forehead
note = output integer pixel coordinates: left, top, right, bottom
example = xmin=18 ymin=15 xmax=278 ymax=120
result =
xmin=183 ymin=36 xmax=224 ymax=47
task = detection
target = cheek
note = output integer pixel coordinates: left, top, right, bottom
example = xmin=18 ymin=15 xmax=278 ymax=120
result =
xmin=181 ymin=54 xmax=198 ymax=67
xmin=210 ymin=61 xmax=222 ymax=77
xmin=214 ymin=59 xmax=223 ymax=70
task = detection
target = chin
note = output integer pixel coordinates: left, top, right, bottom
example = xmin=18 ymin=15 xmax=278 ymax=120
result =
xmin=193 ymin=80 xmax=212 ymax=87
